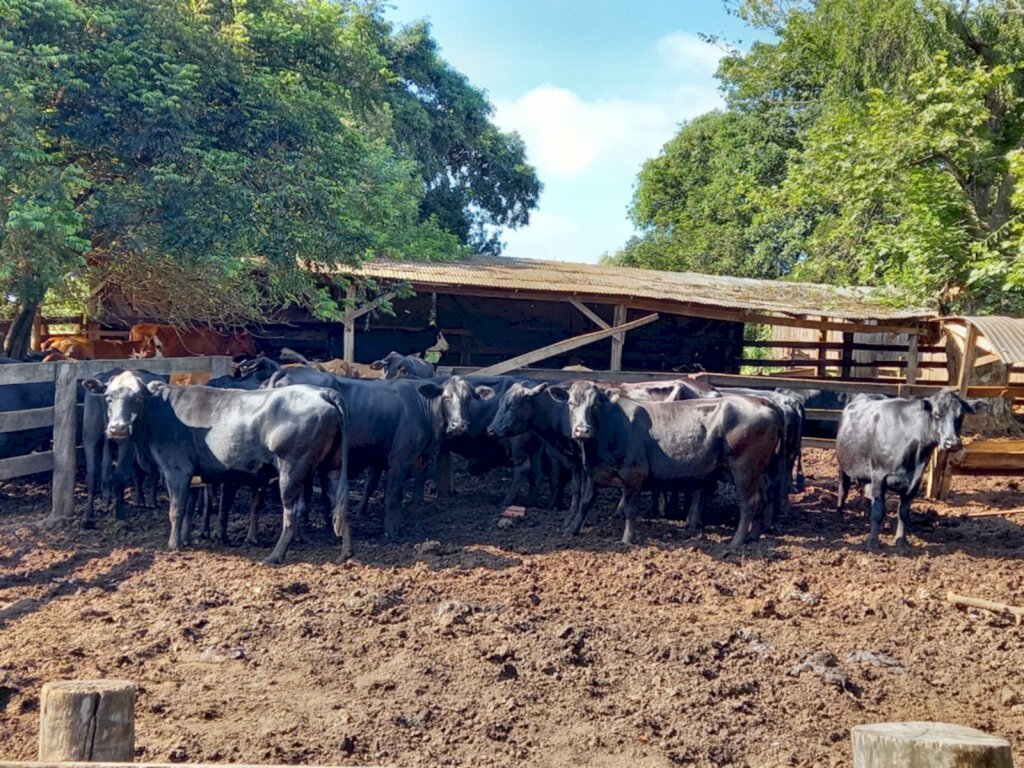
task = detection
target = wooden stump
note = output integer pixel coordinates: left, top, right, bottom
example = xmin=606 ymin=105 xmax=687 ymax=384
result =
xmin=852 ymin=721 xmax=1013 ymax=768
xmin=38 ymin=680 xmax=136 ymax=762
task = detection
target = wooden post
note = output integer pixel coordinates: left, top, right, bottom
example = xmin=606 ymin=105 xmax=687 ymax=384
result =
xmin=209 ymin=355 xmax=232 ymax=379
xmin=610 ymin=305 xmax=627 ymax=371
xmin=905 ymin=333 xmax=919 ymax=385
xmin=927 ymin=323 xmax=979 ymax=499
xmin=30 ymin=311 xmax=43 ymax=353
xmin=852 ymin=721 xmax=1012 ymax=768
xmin=840 ymin=332 xmax=854 ymax=379
xmin=343 ymin=284 xmax=356 ymax=364
xmin=38 ymin=680 xmax=136 ymax=762
xmin=957 ymin=323 xmax=979 ymax=395
xmin=50 ymin=363 xmax=79 ymax=521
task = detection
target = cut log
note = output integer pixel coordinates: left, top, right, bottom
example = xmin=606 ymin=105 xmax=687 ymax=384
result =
xmin=947 ymin=591 xmax=1024 ymax=625
xmin=852 ymin=721 xmax=1012 ymax=768
xmin=38 ymin=680 xmax=136 ymax=762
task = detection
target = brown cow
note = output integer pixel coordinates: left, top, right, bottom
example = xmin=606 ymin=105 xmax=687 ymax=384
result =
xmin=41 ymin=335 xmax=153 ymax=360
xmin=128 ymin=324 xmax=258 ymax=358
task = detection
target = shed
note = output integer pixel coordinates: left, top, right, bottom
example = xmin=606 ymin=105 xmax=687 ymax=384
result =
xmin=321 ymin=255 xmax=935 ymax=375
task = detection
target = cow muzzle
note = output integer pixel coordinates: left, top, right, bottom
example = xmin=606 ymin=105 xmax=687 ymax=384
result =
xmin=572 ymin=425 xmax=593 ymax=439
xmin=941 ymin=438 xmax=962 ymax=451
xmin=106 ymin=424 xmax=130 ymax=439
xmin=447 ymin=421 xmax=468 ymax=437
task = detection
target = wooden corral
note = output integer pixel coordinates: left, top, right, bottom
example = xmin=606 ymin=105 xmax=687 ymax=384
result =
xmin=0 ymin=357 xmax=231 ymax=518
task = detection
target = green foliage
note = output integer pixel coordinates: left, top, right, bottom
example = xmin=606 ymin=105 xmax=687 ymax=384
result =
xmin=620 ymin=0 xmax=1024 ymax=314
xmin=0 ymin=0 xmax=539 ymax=328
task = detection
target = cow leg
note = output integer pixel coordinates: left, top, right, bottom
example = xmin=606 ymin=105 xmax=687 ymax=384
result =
xmin=565 ymin=470 xmax=596 ymax=537
xmin=501 ymin=446 xmax=532 ymax=509
xmin=410 ymin=461 xmax=427 ymax=513
xmin=524 ymin=446 xmax=542 ymax=507
xmin=319 ymin=467 xmax=333 ymax=527
xmin=383 ymin=465 xmax=410 ymax=539
xmin=547 ymin=457 xmax=568 ymax=511
xmin=182 ymin=489 xmax=196 ymax=547
xmin=621 ymin=488 xmax=641 ymax=545
xmin=357 ymin=466 xmax=383 ymax=517
xmin=866 ymin=479 xmax=888 ymax=550
xmin=218 ymin=484 xmax=239 ymax=545
xmin=729 ymin=475 xmax=764 ymax=549
xmin=793 ymin=447 xmax=806 ymax=494
xmin=266 ymin=474 xmax=304 ymax=565
xmin=685 ymin=488 xmax=704 ymax=531
xmin=166 ymin=474 xmax=191 ymax=550
xmin=436 ymin=450 xmax=454 ymax=498
xmin=84 ymin=436 xmax=104 ymax=528
xmin=836 ymin=469 xmax=852 ymax=516
xmin=100 ymin=438 xmax=115 ymax=505
xmin=246 ymin=488 xmax=264 ymax=546
xmin=894 ymin=492 xmax=914 ymax=550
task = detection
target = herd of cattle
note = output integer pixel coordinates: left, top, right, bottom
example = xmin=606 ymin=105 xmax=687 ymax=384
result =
xmin=1 ymin=331 xmax=986 ymax=564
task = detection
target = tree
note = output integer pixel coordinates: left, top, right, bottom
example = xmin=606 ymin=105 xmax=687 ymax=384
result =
xmin=612 ymin=108 xmax=800 ymax=278
xmin=0 ymin=0 xmax=539 ymax=357
xmin=385 ymin=21 xmax=541 ymax=253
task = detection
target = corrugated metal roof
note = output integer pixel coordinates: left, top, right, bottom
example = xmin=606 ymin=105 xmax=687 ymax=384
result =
xmin=335 ymin=255 xmax=933 ymax=323
xmin=959 ymin=316 xmax=1024 ymax=365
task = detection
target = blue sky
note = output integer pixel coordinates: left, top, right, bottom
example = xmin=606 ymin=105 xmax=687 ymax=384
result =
xmin=386 ymin=1 xmax=762 ymax=263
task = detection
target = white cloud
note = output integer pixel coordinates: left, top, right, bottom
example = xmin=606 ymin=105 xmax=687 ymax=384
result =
xmin=656 ymin=31 xmax=727 ymax=75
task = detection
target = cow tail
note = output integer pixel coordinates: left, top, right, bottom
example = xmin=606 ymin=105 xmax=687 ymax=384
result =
xmin=793 ymin=403 xmax=806 ymax=493
xmin=267 ymin=369 xmax=285 ymax=389
xmin=319 ymin=389 xmax=350 ymax=537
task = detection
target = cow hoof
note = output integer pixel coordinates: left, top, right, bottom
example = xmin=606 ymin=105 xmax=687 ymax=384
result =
xmin=894 ymin=537 xmax=913 ymax=552
xmin=336 ymin=550 xmax=353 ymax=563
xmin=245 ymin=537 xmax=260 ymax=547
xmin=82 ymin=519 xmax=96 ymax=530
xmin=262 ymin=555 xmax=284 ymax=566
xmin=864 ymin=538 xmax=883 ymax=551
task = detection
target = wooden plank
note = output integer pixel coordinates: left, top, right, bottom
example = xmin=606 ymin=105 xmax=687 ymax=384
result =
xmin=954 ymin=452 xmax=1024 ymax=471
xmin=698 ymin=372 xmax=910 ymax=396
xmin=802 ymin=437 xmax=836 ymax=450
xmin=62 ymin=356 xmax=227 ymax=379
xmin=0 ymin=363 xmax=57 ymax=386
xmin=440 ymin=367 xmax=688 ymax=383
xmin=804 ymin=408 xmax=842 ymax=422
xmin=0 ymin=451 xmax=54 ymax=481
xmin=957 ymin=324 xmax=979 ymax=395
xmin=343 ymin=291 xmax=396 ymax=323
xmin=50 ymin=364 xmax=80 ymax=520
xmin=610 ymin=304 xmax=627 ymax=372
xmin=473 ymin=313 xmax=659 ymax=376
xmin=567 ymin=298 xmax=610 ymax=330
xmin=209 ymin=356 xmax=232 ymax=379
xmin=0 ymin=407 xmax=54 ymax=432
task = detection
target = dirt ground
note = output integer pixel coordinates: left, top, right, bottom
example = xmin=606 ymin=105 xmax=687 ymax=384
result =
xmin=0 ymin=449 xmax=1023 ymax=768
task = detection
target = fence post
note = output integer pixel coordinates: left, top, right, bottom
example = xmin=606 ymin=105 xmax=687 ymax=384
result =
xmin=50 ymin=362 xmax=79 ymax=521
xmin=38 ymin=680 xmax=136 ymax=762
xmin=852 ymin=721 xmax=1012 ymax=768
xmin=209 ymin=355 xmax=232 ymax=379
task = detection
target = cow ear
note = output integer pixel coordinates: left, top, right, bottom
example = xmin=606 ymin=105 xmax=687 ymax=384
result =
xmin=966 ymin=398 xmax=989 ymax=414
xmin=369 ymin=360 xmax=385 ymax=370
xmin=547 ymin=386 xmax=569 ymax=402
xmin=147 ymin=381 xmax=167 ymax=395
xmin=524 ymin=382 xmax=548 ymax=397
xmin=474 ymin=385 xmax=495 ymax=401
xmin=607 ymin=392 xmax=621 ymax=404
xmin=417 ymin=383 xmax=444 ymax=400
xmin=82 ymin=378 xmax=106 ymax=395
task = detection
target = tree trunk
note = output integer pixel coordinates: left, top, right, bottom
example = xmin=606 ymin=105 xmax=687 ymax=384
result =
xmin=946 ymin=337 xmax=1023 ymax=437
xmin=4 ymin=303 xmax=39 ymax=360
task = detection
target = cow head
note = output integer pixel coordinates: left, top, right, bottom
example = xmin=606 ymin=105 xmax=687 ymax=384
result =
xmin=418 ymin=376 xmax=495 ymax=437
xmin=369 ymin=351 xmax=404 ymax=379
xmin=488 ymin=382 xmax=547 ymax=437
xmin=225 ymin=331 xmax=258 ymax=357
xmin=927 ymin=388 xmax=988 ymax=451
xmin=82 ymin=370 xmax=156 ymax=439
xmin=549 ymin=380 xmax=603 ymax=439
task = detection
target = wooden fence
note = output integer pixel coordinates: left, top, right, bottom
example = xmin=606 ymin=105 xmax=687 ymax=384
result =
xmin=0 ymin=356 xmax=231 ymax=519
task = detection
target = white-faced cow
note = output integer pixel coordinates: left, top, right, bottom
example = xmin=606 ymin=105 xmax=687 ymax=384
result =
xmin=551 ymin=380 xmax=782 ymax=548
xmin=836 ymin=388 xmax=986 ymax=550
xmin=83 ymin=371 xmax=351 ymax=564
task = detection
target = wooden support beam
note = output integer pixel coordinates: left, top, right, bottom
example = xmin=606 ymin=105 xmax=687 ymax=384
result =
xmin=816 ymin=326 xmax=829 ymax=377
xmin=343 ymin=291 xmax=397 ymax=323
xmin=0 ymin=452 xmax=55 ymax=482
xmin=927 ymin=324 xmax=981 ymax=499
xmin=49 ymin=364 xmax=78 ymax=521
xmin=905 ymin=333 xmax=919 ymax=385
xmin=0 ymin=407 xmax=54 ymax=432
xmin=957 ymin=324 xmax=980 ymax=395
xmin=473 ymin=313 xmax=659 ymax=376
xmin=567 ymin=298 xmax=609 ymax=330
xmin=610 ymin=304 xmax=627 ymax=371
xmin=343 ymin=285 xmax=356 ymax=364
xmin=840 ymin=331 xmax=854 ymax=379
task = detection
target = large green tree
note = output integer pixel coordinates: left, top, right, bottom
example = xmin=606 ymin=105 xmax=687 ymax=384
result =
xmin=619 ymin=0 xmax=1024 ymax=314
xmin=0 ymin=0 xmax=539 ymax=357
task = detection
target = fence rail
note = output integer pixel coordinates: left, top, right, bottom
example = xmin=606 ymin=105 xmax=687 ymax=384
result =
xmin=0 ymin=357 xmax=231 ymax=519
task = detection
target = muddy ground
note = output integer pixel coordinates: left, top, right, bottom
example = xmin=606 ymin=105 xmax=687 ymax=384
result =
xmin=0 ymin=449 xmax=1022 ymax=768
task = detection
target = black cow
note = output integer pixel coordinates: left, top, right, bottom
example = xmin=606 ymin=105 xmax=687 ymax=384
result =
xmin=83 ymin=371 xmax=351 ymax=563
xmin=431 ymin=375 xmax=550 ymax=508
xmin=268 ymin=367 xmax=446 ymax=537
xmin=552 ymin=380 xmax=782 ymax=548
xmin=369 ymin=351 xmax=435 ymax=380
xmin=836 ymin=388 xmax=986 ymax=550
xmin=82 ymin=368 xmax=167 ymax=525
xmin=487 ymin=381 xmax=585 ymax=516
xmin=0 ymin=379 xmax=53 ymax=461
